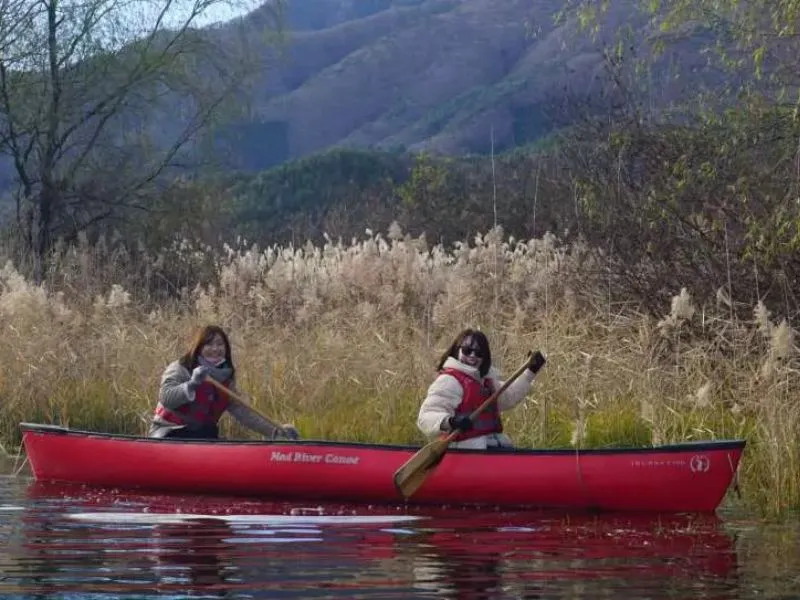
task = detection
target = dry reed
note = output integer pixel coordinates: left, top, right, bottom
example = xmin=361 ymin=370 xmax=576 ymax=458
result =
xmin=0 ymin=225 xmax=795 ymax=518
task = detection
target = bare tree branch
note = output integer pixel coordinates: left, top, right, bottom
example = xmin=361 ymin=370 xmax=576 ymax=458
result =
xmin=0 ymin=0 xmax=283 ymax=273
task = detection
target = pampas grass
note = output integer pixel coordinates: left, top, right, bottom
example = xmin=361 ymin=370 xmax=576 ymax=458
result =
xmin=0 ymin=224 xmax=796 ymax=518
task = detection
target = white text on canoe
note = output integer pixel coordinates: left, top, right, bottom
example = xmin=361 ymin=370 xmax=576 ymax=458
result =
xmin=270 ymin=450 xmax=360 ymax=465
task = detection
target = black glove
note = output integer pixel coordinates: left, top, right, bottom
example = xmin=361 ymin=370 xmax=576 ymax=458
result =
xmin=448 ymin=414 xmax=473 ymax=432
xmin=527 ymin=350 xmax=546 ymax=374
xmin=278 ymin=424 xmax=300 ymax=440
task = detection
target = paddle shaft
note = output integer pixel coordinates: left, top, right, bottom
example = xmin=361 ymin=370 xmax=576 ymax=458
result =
xmin=204 ymin=377 xmax=283 ymax=431
xmin=393 ymin=356 xmax=535 ymax=499
xmin=443 ymin=358 xmax=532 ymax=441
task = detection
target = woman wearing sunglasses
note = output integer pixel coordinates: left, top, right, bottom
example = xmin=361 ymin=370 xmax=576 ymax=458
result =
xmin=416 ymin=328 xmax=546 ymax=450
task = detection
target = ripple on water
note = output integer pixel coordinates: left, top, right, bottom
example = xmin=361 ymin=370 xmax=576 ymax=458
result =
xmin=65 ymin=512 xmax=427 ymax=525
xmin=0 ymin=479 xmax=792 ymax=599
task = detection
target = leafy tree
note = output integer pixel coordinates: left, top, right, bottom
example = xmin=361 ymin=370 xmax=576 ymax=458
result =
xmin=230 ymin=148 xmax=410 ymax=245
xmin=643 ymin=0 xmax=800 ymax=94
xmin=558 ymin=0 xmax=800 ymax=104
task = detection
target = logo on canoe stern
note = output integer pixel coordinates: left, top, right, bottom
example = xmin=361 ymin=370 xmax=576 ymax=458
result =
xmin=270 ymin=450 xmax=360 ymax=465
xmin=629 ymin=454 xmax=712 ymax=473
xmin=689 ymin=454 xmax=711 ymax=473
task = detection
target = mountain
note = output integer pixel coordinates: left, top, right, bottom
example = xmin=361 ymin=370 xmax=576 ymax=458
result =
xmin=211 ymin=0 xmax=728 ymax=171
xmin=0 ymin=0 xmax=734 ymax=213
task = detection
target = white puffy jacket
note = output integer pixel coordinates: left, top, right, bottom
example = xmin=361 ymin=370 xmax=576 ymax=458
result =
xmin=416 ymin=356 xmax=537 ymax=449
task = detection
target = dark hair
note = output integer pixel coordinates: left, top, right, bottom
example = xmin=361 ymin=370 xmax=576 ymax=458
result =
xmin=179 ymin=324 xmax=235 ymax=377
xmin=436 ymin=328 xmax=492 ymax=377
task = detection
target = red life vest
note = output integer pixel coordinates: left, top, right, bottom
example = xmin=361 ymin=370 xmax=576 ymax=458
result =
xmin=154 ymin=378 xmax=231 ymax=429
xmin=442 ymin=367 xmax=502 ymax=441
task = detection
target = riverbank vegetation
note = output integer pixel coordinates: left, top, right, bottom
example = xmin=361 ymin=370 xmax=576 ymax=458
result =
xmin=3 ymin=0 xmax=800 ymax=523
xmin=0 ymin=227 xmax=796 ymax=519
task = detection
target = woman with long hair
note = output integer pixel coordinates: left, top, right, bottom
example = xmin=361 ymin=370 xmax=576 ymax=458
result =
xmin=149 ymin=324 xmax=299 ymax=441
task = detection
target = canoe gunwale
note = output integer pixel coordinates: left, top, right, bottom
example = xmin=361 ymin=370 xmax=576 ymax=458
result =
xmin=19 ymin=421 xmax=747 ymax=456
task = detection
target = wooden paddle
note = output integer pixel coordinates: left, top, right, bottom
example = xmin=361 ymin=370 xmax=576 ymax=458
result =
xmin=393 ymin=357 xmax=535 ymax=500
xmin=204 ymin=377 xmax=296 ymax=439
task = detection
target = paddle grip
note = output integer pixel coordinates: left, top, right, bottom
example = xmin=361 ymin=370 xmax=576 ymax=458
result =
xmin=445 ymin=358 xmax=534 ymax=442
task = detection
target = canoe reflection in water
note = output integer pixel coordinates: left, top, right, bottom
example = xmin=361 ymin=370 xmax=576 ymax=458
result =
xmin=403 ymin=509 xmax=740 ymax=599
xmin=149 ymin=519 xmax=234 ymax=595
xmin=20 ymin=482 xmax=741 ymax=599
xmin=411 ymin=547 xmax=506 ymax=600
xmin=16 ymin=487 xmax=243 ymax=596
xmin=146 ymin=512 xmax=331 ymax=595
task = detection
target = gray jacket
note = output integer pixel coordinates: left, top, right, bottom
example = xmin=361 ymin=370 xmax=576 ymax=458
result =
xmin=150 ymin=359 xmax=290 ymax=440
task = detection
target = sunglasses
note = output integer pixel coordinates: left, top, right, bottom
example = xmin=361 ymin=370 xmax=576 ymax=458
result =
xmin=459 ymin=346 xmax=483 ymax=358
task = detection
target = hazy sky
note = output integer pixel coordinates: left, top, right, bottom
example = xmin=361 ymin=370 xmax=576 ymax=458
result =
xmin=161 ymin=0 xmax=264 ymax=30
xmin=192 ymin=2 xmax=255 ymax=27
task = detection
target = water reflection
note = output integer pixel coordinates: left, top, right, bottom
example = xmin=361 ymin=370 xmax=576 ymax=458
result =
xmin=17 ymin=481 xmax=426 ymax=597
xmin=150 ymin=519 xmax=234 ymax=596
xmin=411 ymin=544 xmax=507 ymax=599
xmin=20 ymin=516 xmax=241 ymax=596
xmin=401 ymin=509 xmax=740 ymax=599
xmin=0 ymin=481 xmax=746 ymax=598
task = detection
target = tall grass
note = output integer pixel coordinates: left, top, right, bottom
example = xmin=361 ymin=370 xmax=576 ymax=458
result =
xmin=0 ymin=226 xmax=796 ymax=519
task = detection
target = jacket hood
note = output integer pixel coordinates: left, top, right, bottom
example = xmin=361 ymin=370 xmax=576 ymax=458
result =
xmin=441 ymin=356 xmax=499 ymax=382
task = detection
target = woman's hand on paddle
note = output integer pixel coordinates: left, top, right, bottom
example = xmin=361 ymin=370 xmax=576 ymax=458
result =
xmin=188 ymin=365 xmax=210 ymax=389
xmin=448 ymin=415 xmax=473 ymax=432
xmin=278 ymin=424 xmax=300 ymax=440
xmin=526 ymin=350 xmax=546 ymax=374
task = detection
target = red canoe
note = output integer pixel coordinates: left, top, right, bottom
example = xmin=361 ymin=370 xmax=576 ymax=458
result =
xmin=19 ymin=422 xmax=746 ymax=512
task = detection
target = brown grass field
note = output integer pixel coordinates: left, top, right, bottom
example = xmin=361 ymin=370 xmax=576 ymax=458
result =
xmin=0 ymin=226 xmax=795 ymax=518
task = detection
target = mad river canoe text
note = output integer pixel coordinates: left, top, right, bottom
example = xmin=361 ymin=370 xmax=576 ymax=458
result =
xmin=270 ymin=450 xmax=360 ymax=465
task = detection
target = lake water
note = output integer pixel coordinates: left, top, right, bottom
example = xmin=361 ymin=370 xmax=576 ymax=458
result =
xmin=1 ymin=457 xmax=799 ymax=599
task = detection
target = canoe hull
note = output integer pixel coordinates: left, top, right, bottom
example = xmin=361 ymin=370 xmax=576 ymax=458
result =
xmin=19 ymin=423 xmax=746 ymax=512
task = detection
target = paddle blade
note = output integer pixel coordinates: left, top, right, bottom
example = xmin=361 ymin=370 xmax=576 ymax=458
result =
xmin=393 ymin=438 xmax=450 ymax=499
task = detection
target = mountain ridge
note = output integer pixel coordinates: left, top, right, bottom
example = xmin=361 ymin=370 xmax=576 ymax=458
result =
xmin=209 ymin=0 xmax=726 ymax=171
xmin=214 ymin=0 xmax=598 ymax=168
xmin=0 ymin=0 xmax=734 ymax=197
